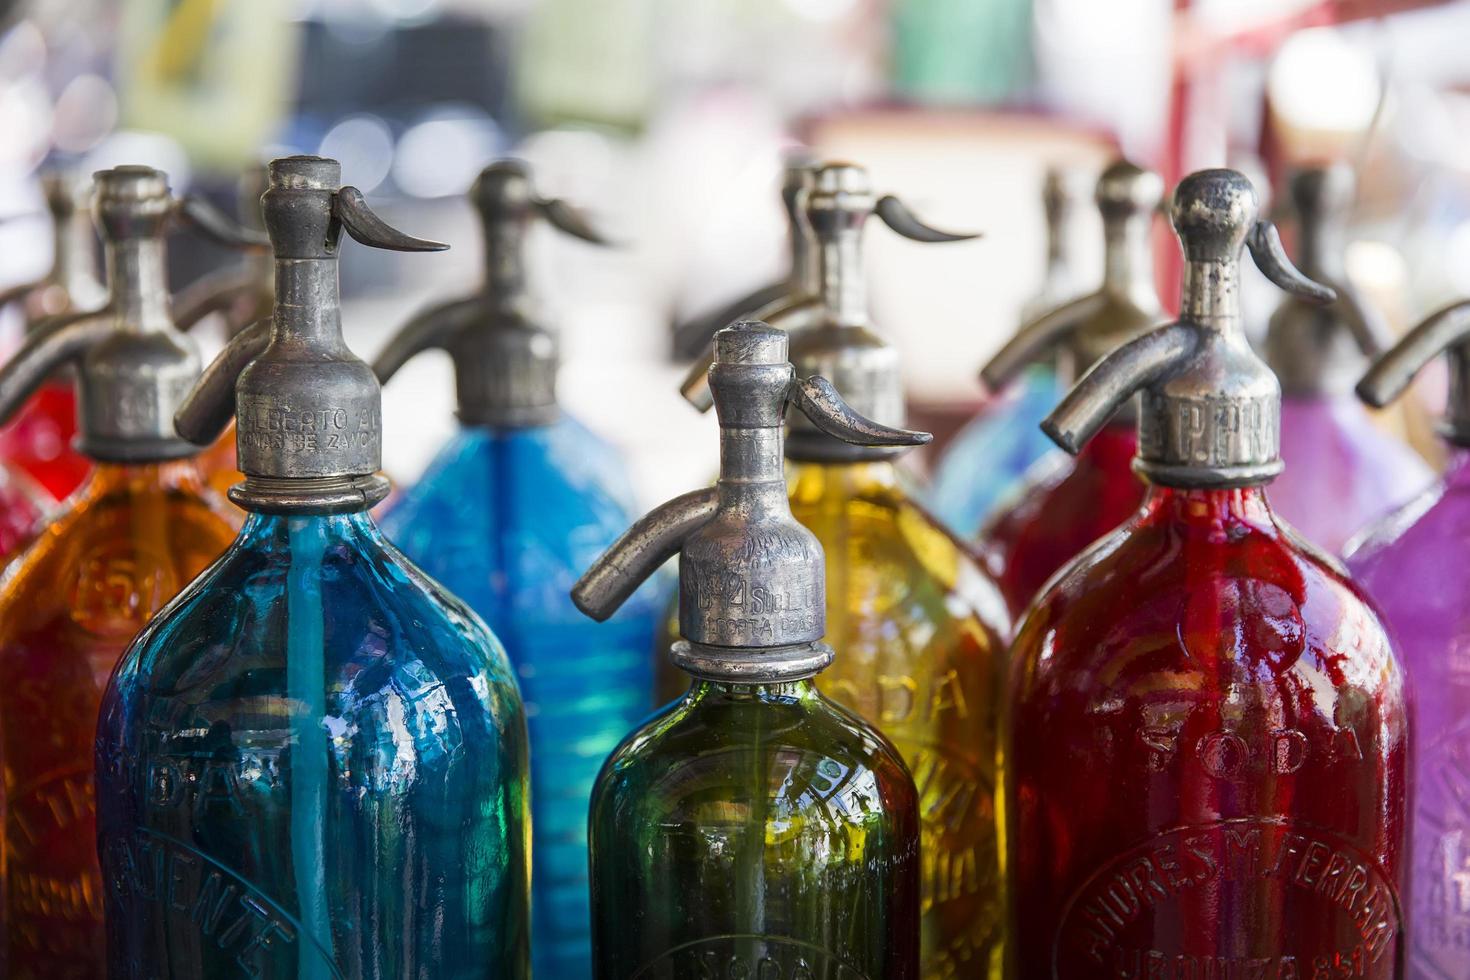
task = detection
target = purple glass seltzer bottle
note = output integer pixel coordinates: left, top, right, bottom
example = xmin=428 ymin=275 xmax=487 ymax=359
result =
xmin=1347 ymin=296 xmax=1470 ymax=978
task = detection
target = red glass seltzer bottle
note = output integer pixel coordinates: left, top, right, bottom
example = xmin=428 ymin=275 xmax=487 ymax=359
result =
xmin=1004 ymin=169 xmax=1408 ymax=979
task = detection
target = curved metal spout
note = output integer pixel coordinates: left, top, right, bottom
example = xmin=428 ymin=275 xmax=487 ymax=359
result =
xmin=535 ymin=197 xmax=612 ymax=246
xmin=1043 ymin=323 xmax=1195 ymax=454
xmin=1247 ymin=221 xmax=1336 ymax=304
xmin=333 ymin=187 xmax=448 ymax=253
xmin=789 ymin=375 xmax=931 ymax=447
xmin=875 ymin=195 xmax=979 ymax=242
xmin=371 ymin=296 xmax=482 ymax=384
xmin=981 ymin=291 xmax=1108 ymax=392
xmin=571 ymin=487 xmax=719 ymax=621
xmin=174 ymin=317 xmax=272 ymax=444
xmin=0 ymin=310 xmax=112 ymax=424
xmin=1357 ymin=299 xmax=1470 ymax=408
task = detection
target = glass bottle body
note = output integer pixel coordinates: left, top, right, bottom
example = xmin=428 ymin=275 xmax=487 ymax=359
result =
xmin=95 ymin=510 xmax=530 ymax=978
xmin=0 ymin=461 xmax=240 ymax=978
xmin=1347 ymin=451 xmax=1470 ymax=978
xmin=590 ymin=678 xmax=920 ymax=980
xmin=0 ymin=378 xmax=90 ymax=500
xmin=980 ymin=419 xmax=1144 ymax=617
xmin=1006 ymin=486 xmax=1408 ymax=978
xmin=0 ymin=460 xmax=49 ymax=560
xmin=1272 ymin=394 xmax=1432 ymax=553
xmin=927 ymin=365 xmax=1062 ymax=537
xmin=381 ymin=417 xmax=660 ymax=979
xmin=786 ymin=459 xmax=1010 ymax=978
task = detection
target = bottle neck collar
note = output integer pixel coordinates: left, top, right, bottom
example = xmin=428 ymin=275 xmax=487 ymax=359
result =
xmin=1139 ymin=483 xmax=1277 ymax=529
xmin=685 ymin=676 xmax=821 ymax=700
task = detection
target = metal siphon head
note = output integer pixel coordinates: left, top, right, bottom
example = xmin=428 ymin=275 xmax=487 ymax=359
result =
xmin=1043 ymin=167 xmax=1336 ymax=489
xmin=372 ymin=159 xmax=610 ymax=428
xmin=0 ymin=165 xmax=268 ymax=462
xmin=572 ymin=319 xmax=930 ymax=683
xmin=174 ymin=154 xmax=446 ymax=513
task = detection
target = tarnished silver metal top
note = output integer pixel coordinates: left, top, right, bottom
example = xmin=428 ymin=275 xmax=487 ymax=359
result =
xmin=372 ymin=159 xmax=609 ymax=428
xmin=983 ymin=159 xmax=1165 ymax=396
xmin=0 ymin=166 xmax=266 ymax=463
xmin=0 ymin=171 xmax=106 ymax=325
xmin=1264 ymin=165 xmax=1390 ymax=396
xmin=670 ymin=150 xmax=820 ymax=361
xmin=173 ymin=163 xmax=275 ymax=339
xmin=1043 ymin=168 xmax=1336 ymax=489
xmin=1359 ymin=298 xmax=1470 ymax=448
xmin=573 ymin=320 xmax=931 ymax=683
xmin=1021 ymin=165 xmax=1088 ymax=323
xmin=174 ymin=155 xmax=446 ymax=513
xmin=680 ymin=160 xmax=974 ymax=463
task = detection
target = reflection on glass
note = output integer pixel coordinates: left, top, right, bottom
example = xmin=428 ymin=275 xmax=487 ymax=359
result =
xmin=591 ymin=679 xmax=920 ymax=980
xmin=1008 ymin=486 xmax=1407 ymax=977
xmin=96 ymin=511 xmax=530 ymax=977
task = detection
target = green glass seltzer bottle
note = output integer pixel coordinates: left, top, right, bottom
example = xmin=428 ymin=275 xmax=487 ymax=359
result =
xmin=572 ymin=320 xmax=923 ymax=980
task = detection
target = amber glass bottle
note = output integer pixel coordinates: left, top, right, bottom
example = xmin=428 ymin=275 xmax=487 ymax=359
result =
xmin=789 ymin=459 xmax=1009 ymax=976
xmin=0 ymin=166 xmax=255 ymax=977
xmin=0 ymin=462 xmax=238 ymax=976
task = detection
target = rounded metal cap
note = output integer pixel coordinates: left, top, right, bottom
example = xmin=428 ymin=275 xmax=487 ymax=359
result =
xmin=270 ymin=155 xmax=340 ymax=190
xmin=41 ymin=171 xmax=90 ymax=219
xmin=1170 ymin=169 xmax=1258 ymax=263
xmin=94 ymin=166 xmax=173 ymax=240
xmin=715 ymin=318 xmax=788 ymax=365
xmin=1096 ymin=160 xmax=1165 ymax=218
xmin=1288 ymin=163 xmax=1354 ymax=225
xmin=470 ymin=159 xmax=536 ymax=223
xmin=262 ymin=156 xmax=341 ymax=260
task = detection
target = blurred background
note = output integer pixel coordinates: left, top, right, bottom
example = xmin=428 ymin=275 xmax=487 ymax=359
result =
xmin=1 ymin=0 xmax=1468 ymax=505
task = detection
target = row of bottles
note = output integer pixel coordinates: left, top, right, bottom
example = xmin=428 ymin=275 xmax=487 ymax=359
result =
xmin=0 ymin=144 xmax=1459 ymax=979
xmin=647 ymin=158 xmax=1439 ymax=976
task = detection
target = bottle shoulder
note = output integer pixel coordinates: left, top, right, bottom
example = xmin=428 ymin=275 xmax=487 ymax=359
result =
xmin=594 ymin=687 xmax=915 ymax=822
xmin=385 ymin=420 xmax=639 ymax=557
xmin=383 ymin=423 xmax=666 ymax=625
xmin=1348 ymin=473 xmax=1470 ymax=609
xmin=0 ymin=483 xmax=240 ymax=645
xmin=112 ymin=530 xmax=521 ymax=713
xmin=1014 ymin=507 xmax=1402 ymax=702
xmin=793 ymin=485 xmax=1010 ymax=641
